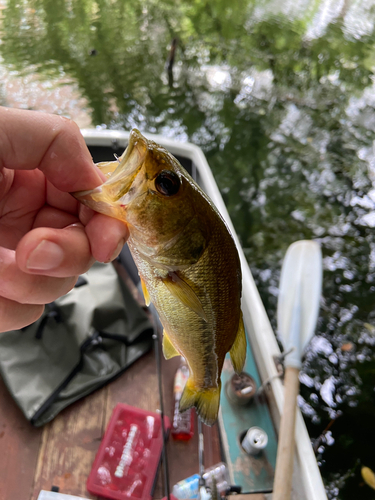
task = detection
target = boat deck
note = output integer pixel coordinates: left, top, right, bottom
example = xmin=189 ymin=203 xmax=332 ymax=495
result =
xmin=0 ymin=262 xmax=267 ymax=500
xmin=0 ymin=345 xmax=220 ymax=500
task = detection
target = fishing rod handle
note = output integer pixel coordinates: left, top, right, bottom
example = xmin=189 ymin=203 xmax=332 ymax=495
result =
xmin=273 ymin=366 xmax=300 ymax=500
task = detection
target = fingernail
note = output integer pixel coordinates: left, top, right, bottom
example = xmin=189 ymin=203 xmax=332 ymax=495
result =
xmin=105 ymin=239 xmax=125 ymax=263
xmin=27 ymin=240 xmax=64 ymax=270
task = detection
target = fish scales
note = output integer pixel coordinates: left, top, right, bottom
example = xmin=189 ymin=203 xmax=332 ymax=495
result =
xmin=130 ymin=209 xmax=241 ymax=388
xmin=73 ymin=129 xmax=247 ymax=425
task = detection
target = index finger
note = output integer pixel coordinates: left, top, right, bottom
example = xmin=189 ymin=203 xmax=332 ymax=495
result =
xmin=0 ymin=107 xmax=103 ymax=192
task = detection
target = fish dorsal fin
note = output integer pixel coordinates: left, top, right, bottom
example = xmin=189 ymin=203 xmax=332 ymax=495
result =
xmin=162 ymin=329 xmax=180 ymax=359
xmin=229 ymin=312 xmax=247 ymax=374
xmin=162 ymin=272 xmax=207 ymax=322
xmin=140 ymin=277 xmax=151 ymax=306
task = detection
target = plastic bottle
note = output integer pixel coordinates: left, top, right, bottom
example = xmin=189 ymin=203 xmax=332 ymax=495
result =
xmin=172 ymin=463 xmax=229 ymax=500
xmin=203 ymin=462 xmax=229 ymax=496
xmin=171 ymin=357 xmax=194 ymax=441
xmin=172 ymin=473 xmax=200 ymax=500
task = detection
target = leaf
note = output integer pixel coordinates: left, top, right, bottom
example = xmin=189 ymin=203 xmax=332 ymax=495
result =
xmin=361 ymin=466 xmax=375 ymax=490
xmin=364 ymin=323 xmax=375 ymax=335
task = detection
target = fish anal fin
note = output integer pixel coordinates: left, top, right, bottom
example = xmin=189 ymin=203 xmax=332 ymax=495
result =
xmin=230 ymin=312 xmax=247 ymax=374
xmin=179 ymin=378 xmax=221 ymax=426
xmin=162 ymin=329 xmax=180 ymax=360
xmin=140 ymin=277 xmax=151 ymax=306
xmin=162 ymin=272 xmax=207 ymax=321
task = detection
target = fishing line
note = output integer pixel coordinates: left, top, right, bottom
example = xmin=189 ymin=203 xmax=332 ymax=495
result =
xmin=198 ymin=417 xmax=205 ymax=488
xmin=153 ymin=329 xmax=171 ymax=500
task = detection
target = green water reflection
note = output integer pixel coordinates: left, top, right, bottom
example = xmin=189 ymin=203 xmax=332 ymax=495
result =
xmin=2 ymin=1 xmax=375 ymax=498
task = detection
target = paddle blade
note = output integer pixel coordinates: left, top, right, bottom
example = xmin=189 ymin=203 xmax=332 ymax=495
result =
xmin=277 ymin=240 xmax=322 ymax=368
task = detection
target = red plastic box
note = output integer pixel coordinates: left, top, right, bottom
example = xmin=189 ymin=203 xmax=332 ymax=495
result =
xmin=87 ymin=403 xmax=171 ymax=500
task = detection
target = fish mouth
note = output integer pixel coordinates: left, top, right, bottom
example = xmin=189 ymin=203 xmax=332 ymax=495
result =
xmin=73 ymin=129 xmax=148 ymax=219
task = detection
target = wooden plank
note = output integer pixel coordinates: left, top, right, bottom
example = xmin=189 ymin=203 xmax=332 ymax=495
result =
xmin=105 ymin=342 xmax=222 ymax=499
xmin=234 ymin=495 xmax=267 ymax=500
xmin=105 ymin=349 xmax=159 ymax=419
xmin=0 ymin=260 xmax=222 ymax=500
xmin=31 ymin=387 xmax=108 ymax=500
xmin=157 ymin=340 xmax=222 ymax=494
xmin=0 ymin=375 xmax=43 ymax=500
xmin=105 ymin=347 xmax=167 ymax=499
xmin=109 ymin=263 xmax=222 ymax=496
xmin=31 ymin=263 xmax=154 ymax=500
xmin=0 ymin=343 xmax=222 ymax=500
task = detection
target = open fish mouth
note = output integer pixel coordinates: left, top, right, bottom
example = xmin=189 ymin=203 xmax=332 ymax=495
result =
xmin=72 ymin=129 xmax=148 ymax=218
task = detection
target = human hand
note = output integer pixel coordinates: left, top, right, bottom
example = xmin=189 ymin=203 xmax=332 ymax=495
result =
xmin=0 ymin=107 xmax=129 ymax=332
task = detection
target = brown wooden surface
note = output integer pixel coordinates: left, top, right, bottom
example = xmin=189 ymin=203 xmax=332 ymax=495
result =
xmin=235 ymin=496 xmax=267 ymax=500
xmin=0 ymin=266 xmax=222 ymax=500
xmin=0 ymin=376 xmax=43 ymax=500
xmin=0 ymin=349 xmax=221 ymax=500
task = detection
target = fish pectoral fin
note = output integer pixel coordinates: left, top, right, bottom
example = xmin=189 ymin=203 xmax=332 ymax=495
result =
xmin=162 ymin=272 xmax=207 ymax=321
xmin=229 ymin=312 xmax=247 ymax=374
xmin=140 ymin=277 xmax=151 ymax=306
xmin=179 ymin=379 xmax=221 ymax=426
xmin=162 ymin=330 xmax=180 ymax=360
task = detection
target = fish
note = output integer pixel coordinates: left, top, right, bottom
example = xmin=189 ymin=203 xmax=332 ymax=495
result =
xmin=73 ymin=129 xmax=246 ymax=425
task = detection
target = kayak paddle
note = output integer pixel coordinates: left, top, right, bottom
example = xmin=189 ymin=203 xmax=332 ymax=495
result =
xmin=273 ymin=240 xmax=322 ymax=500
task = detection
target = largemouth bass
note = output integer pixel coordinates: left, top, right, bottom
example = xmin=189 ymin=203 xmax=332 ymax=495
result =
xmin=73 ymin=129 xmax=246 ymax=425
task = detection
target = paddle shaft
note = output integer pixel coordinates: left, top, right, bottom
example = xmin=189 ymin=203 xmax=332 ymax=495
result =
xmin=273 ymin=366 xmax=300 ymax=500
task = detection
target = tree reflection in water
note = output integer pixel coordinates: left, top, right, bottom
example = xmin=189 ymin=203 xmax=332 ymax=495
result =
xmin=2 ymin=1 xmax=375 ymax=497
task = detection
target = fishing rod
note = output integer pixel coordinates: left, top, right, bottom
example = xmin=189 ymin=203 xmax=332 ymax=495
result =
xmin=153 ymin=329 xmax=171 ymax=500
xmin=198 ymin=417 xmax=205 ymax=488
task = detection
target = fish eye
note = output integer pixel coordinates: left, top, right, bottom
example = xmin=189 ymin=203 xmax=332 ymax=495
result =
xmin=155 ymin=170 xmax=180 ymax=196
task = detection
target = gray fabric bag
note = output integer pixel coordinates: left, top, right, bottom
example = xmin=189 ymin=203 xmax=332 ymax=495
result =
xmin=0 ymin=262 xmax=153 ymax=426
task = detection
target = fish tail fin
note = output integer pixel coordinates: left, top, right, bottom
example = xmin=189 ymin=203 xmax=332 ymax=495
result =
xmin=179 ymin=378 xmax=221 ymax=426
xmin=230 ymin=312 xmax=247 ymax=374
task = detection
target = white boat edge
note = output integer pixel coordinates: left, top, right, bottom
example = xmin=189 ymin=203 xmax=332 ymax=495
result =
xmin=80 ymin=128 xmax=328 ymax=500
